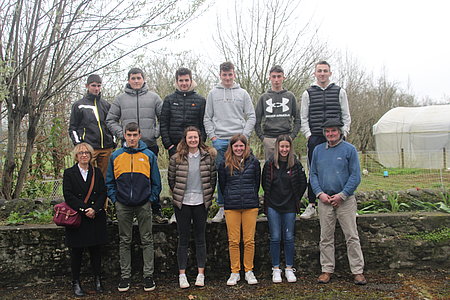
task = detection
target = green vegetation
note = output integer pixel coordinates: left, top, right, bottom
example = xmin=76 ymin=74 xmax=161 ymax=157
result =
xmin=5 ymin=208 xmax=53 ymax=225
xmin=404 ymin=227 xmax=450 ymax=243
xmin=387 ymin=192 xmax=410 ymax=212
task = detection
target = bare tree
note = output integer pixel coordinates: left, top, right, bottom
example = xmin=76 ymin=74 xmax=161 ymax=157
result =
xmin=214 ymin=0 xmax=326 ymax=101
xmin=0 ymin=0 xmax=206 ymax=199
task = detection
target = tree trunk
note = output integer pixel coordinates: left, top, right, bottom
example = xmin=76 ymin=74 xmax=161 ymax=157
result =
xmin=13 ymin=111 xmax=40 ymax=199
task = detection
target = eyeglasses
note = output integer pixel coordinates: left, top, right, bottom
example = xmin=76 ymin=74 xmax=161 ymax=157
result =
xmin=77 ymin=151 xmax=91 ymax=156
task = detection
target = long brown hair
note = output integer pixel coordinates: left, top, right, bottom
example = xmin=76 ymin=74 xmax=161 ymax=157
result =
xmin=175 ymin=126 xmax=215 ymax=163
xmin=273 ymin=135 xmax=296 ymax=169
xmin=224 ymin=134 xmax=250 ymax=175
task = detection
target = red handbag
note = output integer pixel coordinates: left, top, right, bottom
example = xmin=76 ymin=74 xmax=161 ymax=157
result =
xmin=53 ymin=167 xmax=95 ymax=228
xmin=53 ymin=202 xmax=81 ymax=228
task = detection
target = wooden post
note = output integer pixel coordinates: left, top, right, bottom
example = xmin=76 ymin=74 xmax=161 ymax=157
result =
xmin=444 ymin=147 xmax=447 ymax=170
xmin=401 ymin=148 xmax=404 ymax=169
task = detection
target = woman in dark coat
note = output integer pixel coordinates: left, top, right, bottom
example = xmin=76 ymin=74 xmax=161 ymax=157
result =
xmin=63 ymin=142 xmax=108 ymax=297
xmin=218 ymin=134 xmax=261 ymax=286
xmin=262 ymin=135 xmax=307 ymax=283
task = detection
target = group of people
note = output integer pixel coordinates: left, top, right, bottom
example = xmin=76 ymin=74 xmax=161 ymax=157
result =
xmin=63 ymin=60 xmax=366 ymax=297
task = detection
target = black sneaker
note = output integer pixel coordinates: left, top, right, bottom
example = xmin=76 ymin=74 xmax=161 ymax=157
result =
xmin=143 ymin=277 xmax=156 ymax=291
xmin=153 ymin=213 xmax=168 ymax=224
xmin=118 ymin=278 xmax=130 ymax=292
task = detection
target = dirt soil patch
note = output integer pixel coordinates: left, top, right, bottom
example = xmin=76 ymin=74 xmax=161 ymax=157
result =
xmin=1 ymin=269 xmax=448 ymax=299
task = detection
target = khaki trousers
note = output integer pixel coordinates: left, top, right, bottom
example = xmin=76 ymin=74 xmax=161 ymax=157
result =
xmin=262 ymin=137 xmax=277 ymax=161
xmin=93 ymin=148 xmax=113 ymax=179
xmin=318 ymin=195 xmax=364 ymax=274
xmin=224 ymin=208 xmax=258 ymax=273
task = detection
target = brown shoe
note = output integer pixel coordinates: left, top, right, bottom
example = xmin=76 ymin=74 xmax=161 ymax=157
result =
xmin=317 ymin=272 xmax=332 ymax=284
xmin=354 ymin=274 xmax=367 ymax=285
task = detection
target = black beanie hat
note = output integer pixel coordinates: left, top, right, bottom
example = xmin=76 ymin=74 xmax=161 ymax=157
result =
xmin=86 ymin=74 xmax=102 ymax=85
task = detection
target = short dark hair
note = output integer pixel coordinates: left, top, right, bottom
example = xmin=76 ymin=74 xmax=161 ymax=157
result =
xmin=175 ymin=67 xmax=192 ymax=80
xmin=315 ymin=60 xmax=331 ymax=69
xmin=220 ymin=61 xmax=235 ymax=73
xmin=128 ymin=68 xmax=145 ymax=80
xmin=269 ymin=65 xmax=284 ymax=74
xmin=124 ymin=122 xmax=140 ymax=133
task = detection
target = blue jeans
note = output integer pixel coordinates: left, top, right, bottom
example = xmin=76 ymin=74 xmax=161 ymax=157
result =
xmin=267 ymin=207 xmax=296 ymax=267
xmin=212 ymin=139 xmax=229 ymax=206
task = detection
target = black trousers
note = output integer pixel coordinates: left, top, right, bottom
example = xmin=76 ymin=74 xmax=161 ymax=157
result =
xmin=174 ymin=204 xmax=208 ymax=270
xmin=71 ymin=246 xmax=102 ymax=281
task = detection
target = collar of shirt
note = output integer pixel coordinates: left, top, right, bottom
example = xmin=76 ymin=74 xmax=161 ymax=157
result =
xmin=326 ymin=138 xmax=344 ymax=149
xmin=188 ymin=150 xmax=200 ymax=158
xmin=77 ymin=164 xmax=89 ymax=182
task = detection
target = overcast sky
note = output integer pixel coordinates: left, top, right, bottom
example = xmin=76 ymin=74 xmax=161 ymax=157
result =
xmin=165 ymin=0 xmax=449 ymax=102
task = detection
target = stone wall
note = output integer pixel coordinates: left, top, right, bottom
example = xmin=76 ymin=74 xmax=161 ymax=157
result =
xmin=0 ymin=212 xmax=448 ymax=287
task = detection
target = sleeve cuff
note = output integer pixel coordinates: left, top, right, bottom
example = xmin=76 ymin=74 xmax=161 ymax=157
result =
xmin=338 ymin=192 xmax=348 ymax=201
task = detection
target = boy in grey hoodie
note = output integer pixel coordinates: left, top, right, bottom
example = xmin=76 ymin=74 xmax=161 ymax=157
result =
xmin=204 ymin=62 xmax=256 ymax=222
xmin=255 ymin=65 xmax=301 ymax=160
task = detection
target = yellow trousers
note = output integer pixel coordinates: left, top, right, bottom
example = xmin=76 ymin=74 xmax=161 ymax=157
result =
xmin=224 ymin=208 xmax=258 ymax=273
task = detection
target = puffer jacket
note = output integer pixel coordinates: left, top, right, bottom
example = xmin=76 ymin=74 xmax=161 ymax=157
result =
xmin=218 ymin=154 xmax=261 ymax=210
xmin=106 ymin=83 xmax=162 ymax=146
xmin=168 ymin=149 xmax=216 ymax=210
xmin=262 ymin=157 xmax=307 ymax=213
xmin=160 ymin=90 xmax=206 ymax=149
xmin=69 ymin=93 xmax=115 ymax=149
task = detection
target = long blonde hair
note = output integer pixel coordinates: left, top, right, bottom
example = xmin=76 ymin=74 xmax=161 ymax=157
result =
xmin=175 ymin=126 xmax=215 ymax=163
xmin=224 ymin=134 xmax=250 ymax=175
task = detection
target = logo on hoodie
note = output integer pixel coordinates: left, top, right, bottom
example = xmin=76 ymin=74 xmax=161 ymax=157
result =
xmin=265 ymin=98 xmax=289 ymax=113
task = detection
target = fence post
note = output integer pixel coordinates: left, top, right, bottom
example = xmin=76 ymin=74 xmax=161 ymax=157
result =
xmin=401 ymin=148 xmax=404 ymax=168
xmin=444 ymin=147 xmax=447 ymax=170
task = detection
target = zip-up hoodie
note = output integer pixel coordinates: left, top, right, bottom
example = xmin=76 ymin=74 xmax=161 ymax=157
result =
xmin=106 ymin=83 xmax=162 ymax=146
xmin=106 ymin=140 xmax=161 ymax=206
xmin=69 ymin=93 xmax=115 ymax=149
xmin=204 ymin=83 xmax=256 ymax=139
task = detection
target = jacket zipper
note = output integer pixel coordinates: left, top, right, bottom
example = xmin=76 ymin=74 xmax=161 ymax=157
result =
xmin=94 ymin=97 xmax=105 ymax=148
xmin=130 ymin=153 xmax=133 ymax=201
xmin=136 ymin=91 xmax=140 ymax=127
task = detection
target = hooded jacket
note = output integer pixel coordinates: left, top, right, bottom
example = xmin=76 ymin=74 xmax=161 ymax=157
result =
xmin=106 ymin=140 xmax=161 ymax=207
xmin=69 ymin=93 xmax=115 ymax=149
xmin=160 ymin=82 xmax=206 ymax=149
xmin=204 ymin=83 xmax=256 ymax=140
xmin=255 ymin=89 xmax=301 ymax=140
xmin=262 ymin=157 xmax=307 ymax=213
xmin=106 ymin=83 xmax=162 ymax=146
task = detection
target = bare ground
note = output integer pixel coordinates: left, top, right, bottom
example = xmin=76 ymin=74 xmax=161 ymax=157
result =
xmin=1 ymin=269 xmax=449 ymax=300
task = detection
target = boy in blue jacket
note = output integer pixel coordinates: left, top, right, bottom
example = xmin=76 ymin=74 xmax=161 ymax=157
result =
xmin=106 ymin=122 xmax=161 ymax=293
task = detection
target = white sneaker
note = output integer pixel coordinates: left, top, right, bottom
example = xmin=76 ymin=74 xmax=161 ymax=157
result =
xmin=285 ymin=268 xmax=297 ymax=283
xmin=227 ymin=273 xmax=240 ymax=286
xmin=300 ymin=204 xmax=317 ymax=219
xmin=169 ymin=214 xmax=177 ymax=224
xmin=211 ymin=207 xmax=225 ymax=222
xmin=179 ymin=274 xmax=189 ymax=289
xmin=272 ymin=268 xmax=282 ymax=283
xmin=195 ymin=273 xmax=205 ymax=287
xmin=245 ymin=271 xmax=258 ymax=285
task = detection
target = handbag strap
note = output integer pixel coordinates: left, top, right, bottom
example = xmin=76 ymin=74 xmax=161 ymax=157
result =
xmin=84 ymin=167 xmax=95 ymax=204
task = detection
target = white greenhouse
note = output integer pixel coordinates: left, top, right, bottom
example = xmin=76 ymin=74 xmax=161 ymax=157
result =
xmin=372 ymin=105 xmax=450 ymax=169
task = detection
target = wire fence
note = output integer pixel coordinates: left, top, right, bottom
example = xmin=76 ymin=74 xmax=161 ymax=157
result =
xmin=41 ymin=150 xmax=449 ymax=201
